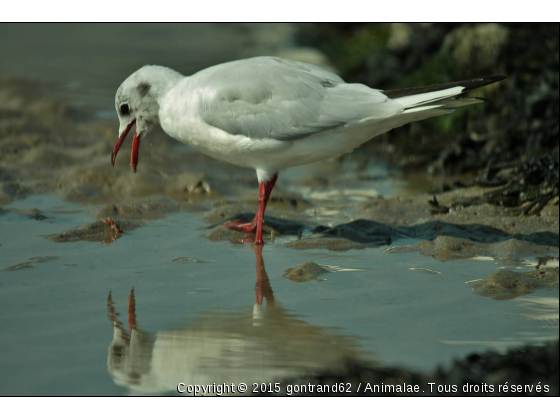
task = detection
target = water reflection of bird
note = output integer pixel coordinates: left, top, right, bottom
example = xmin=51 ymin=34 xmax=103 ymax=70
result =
xmin=106 ymin=246 xmax=369 ymax=395
xmin=111 ymin=56 xmax=506 ymax=244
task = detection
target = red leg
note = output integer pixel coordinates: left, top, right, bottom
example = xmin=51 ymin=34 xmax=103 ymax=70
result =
xmin=107 ymin=292 xmax=119 ymax=324
xmin=263 ymin=174 xmax=277 ymax=203
xmin=107 ymin=292 xmax=129 ymax=340
xmin=255 ymin=245 xmax=264 ymax=305
xmin=226 ymin=174 xmax=278 ymax=242
xmin=254 ymin=182 xmax=267 ymax=245
xmin=102 ymin=217 xmax=123 ymax=233
xmin=128 ymin=288 xmax=136 ymax=331
xmin=254 ymin=245 xmax=274 ymax=305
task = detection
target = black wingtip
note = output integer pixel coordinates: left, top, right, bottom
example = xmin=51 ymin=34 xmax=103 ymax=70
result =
xmin=384 ymin=75 xmax=507 ymax=99
xmin=486 ymin=75 xmax=508 ymax=82
xmin=464 ymin=75 xmax=508 ymax=91
xmin=489 ymin=75 xmax=508 ymax=82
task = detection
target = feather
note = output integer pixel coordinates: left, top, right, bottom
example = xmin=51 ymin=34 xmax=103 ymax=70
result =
xmin=383 ymin=75 xmax=507 ymax=99
xmin=197 ymin=57 xmax=396 ymax=141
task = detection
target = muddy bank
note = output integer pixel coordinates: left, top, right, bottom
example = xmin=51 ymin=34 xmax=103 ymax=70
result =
xmin=0 ymin=78 xmax=259 ymax=207
xmin=268 ymin=340 xmax=559 ymax=396
xmin=283 ymin=187 xmax=558 ymax=256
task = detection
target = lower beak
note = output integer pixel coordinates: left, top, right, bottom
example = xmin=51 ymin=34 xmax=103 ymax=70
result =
xmin=131 ymin=131 xmax=141 ymax=173
xmin=111 ymin=120 xmax=141 ymax=172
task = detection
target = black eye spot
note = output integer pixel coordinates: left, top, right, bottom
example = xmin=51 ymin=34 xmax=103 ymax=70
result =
xmin=137 ymin=83 xmax=151 ymax=98
xmin=120 ymin=103 xmax=130 ymax=116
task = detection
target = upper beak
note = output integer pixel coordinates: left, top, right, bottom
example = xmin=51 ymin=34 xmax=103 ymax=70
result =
xmin=111 ymin=120 xmax=141 ymax=173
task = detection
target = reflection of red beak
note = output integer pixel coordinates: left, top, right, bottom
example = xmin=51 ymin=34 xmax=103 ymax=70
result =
xmin=111 ymin=119 xmax=141 ymax=173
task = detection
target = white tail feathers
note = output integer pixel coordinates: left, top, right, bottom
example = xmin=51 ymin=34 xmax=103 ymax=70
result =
xmin=396 ymin=86 xmax=465 ymax=109
xmin=390 ymin=86 xmax=486 ymax=126
xmin=382 ymin=74 xmax=505 ymax=127
xmin=401 ymin=96 xmax=486 ymax=115
xmin=395 ymin=85 xmax=489 ymax=122
xmin=435 ymin=97 xmax=486 ymax=109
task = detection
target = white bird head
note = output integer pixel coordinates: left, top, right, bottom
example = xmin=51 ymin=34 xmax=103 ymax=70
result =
xmin=112 ymin=65 xmax=183 ymax=172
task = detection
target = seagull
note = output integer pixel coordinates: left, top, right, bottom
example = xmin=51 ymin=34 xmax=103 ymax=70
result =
xmin=112 ymin=56 xmax=506 ymax=245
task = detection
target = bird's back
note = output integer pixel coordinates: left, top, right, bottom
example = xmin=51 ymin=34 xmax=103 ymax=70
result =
xmin=178 ymin=56 xmax=397 ymax=141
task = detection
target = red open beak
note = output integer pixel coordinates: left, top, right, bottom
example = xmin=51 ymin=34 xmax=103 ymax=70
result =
xmin=111 ymin=119 xmax=142 ymax=173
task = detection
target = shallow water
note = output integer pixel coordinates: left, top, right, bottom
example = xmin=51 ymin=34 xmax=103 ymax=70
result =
xmin=0 ymin=195 xmax=557 ymax=396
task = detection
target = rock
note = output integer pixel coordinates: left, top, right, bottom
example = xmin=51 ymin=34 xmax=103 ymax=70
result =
xmin=45 ymin=219 xmax=141 ymax=244
xmin=470 ymin=268 xmax=559 ymax=300
xmin=283 ymin=262 xmax=329 ymax=282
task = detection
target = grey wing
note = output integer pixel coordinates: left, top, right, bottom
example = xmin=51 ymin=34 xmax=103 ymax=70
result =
xmin=196 ymin=57 xmax=392 ymax=141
